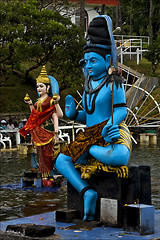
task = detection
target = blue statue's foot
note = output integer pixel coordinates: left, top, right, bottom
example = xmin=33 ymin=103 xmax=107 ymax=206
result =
xmin=83 ymin=215 xmax=95 ymax=221
xmin=83 ymin=189 xmax=98 ymax=221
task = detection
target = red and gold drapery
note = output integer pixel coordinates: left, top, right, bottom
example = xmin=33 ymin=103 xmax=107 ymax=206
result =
xmin=19 ymin=105 xmax=56 ymax=146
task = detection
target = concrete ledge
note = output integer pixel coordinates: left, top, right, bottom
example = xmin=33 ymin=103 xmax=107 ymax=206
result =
xmin=1 ymin=148 xmax=18 ymax=152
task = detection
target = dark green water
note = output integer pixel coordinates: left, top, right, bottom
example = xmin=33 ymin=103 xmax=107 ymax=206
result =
xmin=0 ymin=143 xmax=160 ymax=221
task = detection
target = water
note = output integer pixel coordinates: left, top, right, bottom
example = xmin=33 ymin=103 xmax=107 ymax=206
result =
xmin=0 ymin=143 xmax=160 ymax=222
xmin=0 ymin=152 xmax=67 ymax=221
xmin=130 ymin=143 xmax=160 ymax=210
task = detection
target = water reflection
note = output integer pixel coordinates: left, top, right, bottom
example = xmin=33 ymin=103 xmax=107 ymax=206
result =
xmin=0 ymin=143 xmax=160 ymax=221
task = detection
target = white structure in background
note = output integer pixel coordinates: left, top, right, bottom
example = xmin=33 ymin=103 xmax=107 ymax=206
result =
xmin=47 ymin=0 xmax=119 ymax=32
xmin=69 ymin=0 xmax=119 ymax=31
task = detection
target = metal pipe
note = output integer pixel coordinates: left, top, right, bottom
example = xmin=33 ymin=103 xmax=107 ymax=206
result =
xmin=126 ymin=78 xmax=151 ymax=125
xmin=134 ymin=112 xmax=160 ymax=127
xmin=131 ymin=94 xmax=159 ymax=126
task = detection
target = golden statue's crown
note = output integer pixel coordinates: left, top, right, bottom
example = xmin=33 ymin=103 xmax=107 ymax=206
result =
xmin=36 ymin=65 xmax=50 ymax=84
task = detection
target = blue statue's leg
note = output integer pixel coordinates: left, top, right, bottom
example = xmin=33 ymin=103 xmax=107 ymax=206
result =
xmin=89 ymin=144 xmax=130 ymax=166
xmin=56 ymin=153 xmax=88 ymax=191
xmin=56 ymin=153 xmax=97 ymax=220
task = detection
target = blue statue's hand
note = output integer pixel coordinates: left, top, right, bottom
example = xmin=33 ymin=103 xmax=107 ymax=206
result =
xmin=65 ymin=95 xmax=76 ymax=119
xmin=102 ymin=124 xmax=120 ymax=143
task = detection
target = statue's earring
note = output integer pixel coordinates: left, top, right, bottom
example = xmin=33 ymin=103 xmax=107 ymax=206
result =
xmin=108 ymin=66 xmax=115 ymax=75
xmin=108 ymin=65 xmax=121 ymax=76
xmin=47 ymin=86 xmax=50 ymax=93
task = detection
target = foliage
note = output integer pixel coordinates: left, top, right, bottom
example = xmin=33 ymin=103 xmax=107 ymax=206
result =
xmin=118 ymin=0 xmax=160 ymax=38
xmin=37 ymin=0 xmax=77 ymax=18
xmin=0 ymin=0 xmax=84 ymax=89
xmin=145 ymin=34 xmax=160 ymax=73
xmin=49 ymin=24 xmax=85 ymax=90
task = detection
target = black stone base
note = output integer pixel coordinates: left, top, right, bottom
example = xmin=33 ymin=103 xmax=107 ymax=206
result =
xmin=6 ymin=224 xmax=55 ymax=237
xmin=23 ymin=172 xmax=42 ymax=179
xmin=56 ymin=208 xmax=81 ymax=223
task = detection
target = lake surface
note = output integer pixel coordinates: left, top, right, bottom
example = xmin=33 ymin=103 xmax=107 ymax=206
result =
xmin=0 ymin=143 xmax=160 ymax=222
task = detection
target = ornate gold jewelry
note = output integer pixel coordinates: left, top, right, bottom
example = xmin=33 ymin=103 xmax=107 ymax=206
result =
xmin=37 ymin=96 xmax=48 ymax=112
xmin=36 ymin=65 xmax=50 ymax=84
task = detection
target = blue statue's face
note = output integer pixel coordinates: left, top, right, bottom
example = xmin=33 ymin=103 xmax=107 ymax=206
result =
xmin=84 ymin=52 xmax=110 ymax=80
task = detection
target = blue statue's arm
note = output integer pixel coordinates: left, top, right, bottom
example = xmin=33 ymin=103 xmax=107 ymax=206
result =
xmin=65 ymin=95 xmax=86 ymax=123
xmin=102 ymin=82 xmax=127 ymax=142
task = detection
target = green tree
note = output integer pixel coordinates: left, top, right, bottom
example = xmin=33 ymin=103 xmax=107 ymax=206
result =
xmin=119 ymin=0 xmax=160 ymax=39
xmin=145 ymin=34 xmax=160 ymax=74
xmin=0 ymin=0 xmax=84 ymax=89
xmin=49 ymin=24 xmax=85 ymax=90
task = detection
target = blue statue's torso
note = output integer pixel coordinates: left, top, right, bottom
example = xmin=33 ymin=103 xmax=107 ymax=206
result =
xmin=81 ymin=75 xmax=126 ymax=127
xmin=83 ymin=80 xmax=112 ymax=126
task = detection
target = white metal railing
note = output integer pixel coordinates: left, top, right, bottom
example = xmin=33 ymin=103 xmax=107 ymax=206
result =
xmin=1 ymin=121 xmax=159 ymax=148
xmin=0 ymin=125 xmax=86 ymax=148
xmin=0 ymin=133 xmax=12 ymax=149
xmin=114 ymin=35 xmax=149 ymax=65
xmin=114 ymin=35 xmax=149 ymax=46
xmin=0 ymin=129 xmax=20 ymax=147
xmin=59 ymin=123 xmax=86 ymax=143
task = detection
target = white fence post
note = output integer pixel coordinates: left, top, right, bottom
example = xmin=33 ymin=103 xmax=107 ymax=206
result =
xmin=121 ymin=47 xmax=123 ymax=64
xmin=140 ymin=39 xmax=142 ymax=60
xmin=137 ymin=48 xmax=139 ymax=65
xmin=130 ymin=39 xmax=132 ymax=60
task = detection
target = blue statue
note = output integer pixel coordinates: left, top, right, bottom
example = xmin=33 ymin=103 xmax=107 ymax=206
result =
xmin=56 ymin=15 xmax=132 ymax=221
